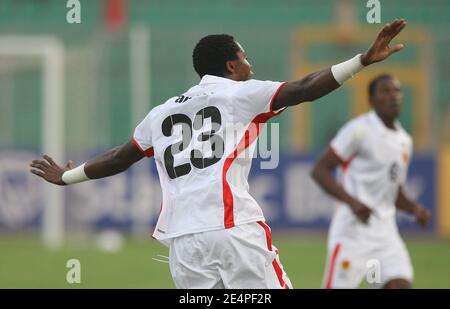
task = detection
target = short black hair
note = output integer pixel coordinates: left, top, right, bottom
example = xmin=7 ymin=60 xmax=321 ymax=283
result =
xmin=192 ymin=34 xmax=241 ymax=78
xmin=368 ymin=74 xmax=393 ymax=98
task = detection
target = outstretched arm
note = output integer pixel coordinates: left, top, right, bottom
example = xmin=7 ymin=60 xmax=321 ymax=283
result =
xmin=396 ymin=186 xmax=431 ymax=227
xmin=29 ymin=140 xmax=145 ymax=186
xmin=272 ymin=19 xmax=407 ymax=110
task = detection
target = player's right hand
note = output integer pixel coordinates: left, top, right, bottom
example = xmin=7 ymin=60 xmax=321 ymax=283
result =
xmin=29 ymin=155 xmax=74 ymax=186
xmin=349 ymin=199 xmax=372 ymax=224
xmin=414 ymin=205 xmax=431 ymax=227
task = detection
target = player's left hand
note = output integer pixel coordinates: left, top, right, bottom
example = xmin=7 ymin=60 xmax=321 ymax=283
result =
xmin=414 ymin=205 xmax=431 ymax=227
xmin=361 ymin=19 xmax=407 ymax=66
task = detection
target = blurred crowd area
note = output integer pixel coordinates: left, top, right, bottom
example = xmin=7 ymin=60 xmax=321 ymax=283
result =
xmin=0 ymin=0 xmax=449 ymax=153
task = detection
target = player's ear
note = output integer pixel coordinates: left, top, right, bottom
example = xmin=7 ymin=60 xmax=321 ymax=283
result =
xmin=225 ymin=60 xmax=236 ymax=74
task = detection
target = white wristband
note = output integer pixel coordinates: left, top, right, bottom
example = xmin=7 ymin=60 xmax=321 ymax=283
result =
xmin=331 ymin=54 xmax=365 ymax=85
xmin=62 ymin=163 xmax=90 ymax=185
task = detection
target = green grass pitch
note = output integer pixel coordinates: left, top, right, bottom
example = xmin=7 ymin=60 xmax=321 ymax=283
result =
xmin=1 ymin=234 xmax=449 ymax=288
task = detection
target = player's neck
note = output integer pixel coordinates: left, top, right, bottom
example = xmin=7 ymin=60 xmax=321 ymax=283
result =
xmin=223 ymin=72 xmax=248 ymax=82
xmin=375 ymin=111 xmax=396 ymax=130
xmin=224 ymin=74 xmax=240 ymax=82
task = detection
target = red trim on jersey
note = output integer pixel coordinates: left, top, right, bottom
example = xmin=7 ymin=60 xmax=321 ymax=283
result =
xmin=132 ymin=137 xmax=154 ymax=157
xmin=329 ymin=145 xmax=353 ymax=172
xmin=257 ymin=221 xmax=288 ymax=289
xmin=257 ymin=221 xmax=272 ymax=250
xmin=324 ymin=243 xmax=341 ymax=289
xmin=222 ymin=82 xmax=287 ymax=228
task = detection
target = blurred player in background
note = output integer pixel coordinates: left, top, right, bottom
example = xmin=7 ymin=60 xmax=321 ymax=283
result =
xmin=30 ymin=20 xmax=407 ymax=289
xmin=311 ymin=74 xmax=431 ymax=289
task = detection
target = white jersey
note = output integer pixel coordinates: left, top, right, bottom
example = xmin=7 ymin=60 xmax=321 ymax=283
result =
xmin=132 ymin=75 xmax=285 ymax=240
xmin=329 ymin=110 xmax=413 ymax=241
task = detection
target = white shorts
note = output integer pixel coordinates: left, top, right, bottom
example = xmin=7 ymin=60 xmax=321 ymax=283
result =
xmin=168 ymin=221 xmax=292 ymax=289
xmin=322 ymin=235 xmax=413 ymax=288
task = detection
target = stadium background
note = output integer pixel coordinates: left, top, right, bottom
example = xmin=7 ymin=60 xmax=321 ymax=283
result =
xmin=0 ymin=0 xmax=449 ymax=288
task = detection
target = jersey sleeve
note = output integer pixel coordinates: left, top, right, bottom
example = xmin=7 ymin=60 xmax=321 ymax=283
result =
xmin=132 ymin=111 xmax=154 ymax=157
xmin=232 ymin=79 xmax=286 ymax=120
xmin=330 ymin=121 xmax=366 ymax=163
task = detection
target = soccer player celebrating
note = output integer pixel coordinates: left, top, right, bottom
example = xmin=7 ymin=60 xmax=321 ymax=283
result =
xmin=311 ymin=74 xmax=431 ymax=289
xmin=30 ymin=20 xmax=407 ymax=288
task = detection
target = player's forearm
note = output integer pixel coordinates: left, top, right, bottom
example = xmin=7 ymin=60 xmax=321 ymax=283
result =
xmin=277 ymin=18 xmax=407 ymax=108
xmin=273 ymin=54 xmax=365 ymax=109
xmin=84 ymin=146 xmax=132 ymax=179
xmin=277 ymin=68 xmax=341 ymax=107
xmin=62 ymin=141 xmax=144 ymax=185
xmin=311 ymin=165 xmax=356 ymax=207
xmin=395 ymin=188 xmax=420 ymax=215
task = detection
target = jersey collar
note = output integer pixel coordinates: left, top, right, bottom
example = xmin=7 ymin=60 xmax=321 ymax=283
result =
xmin=199 ymin=74 xmax=237 ymax=85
